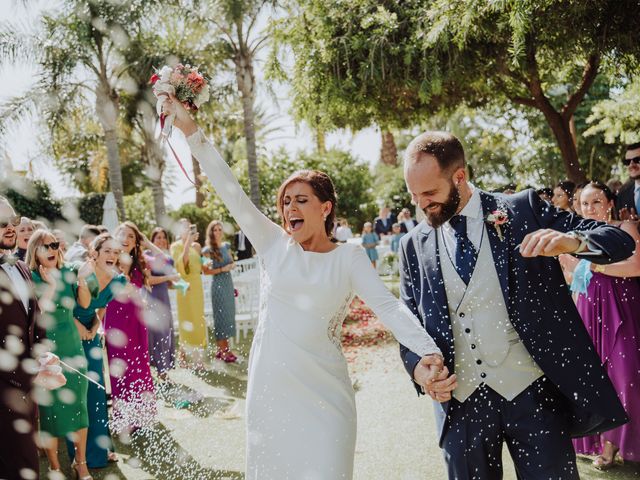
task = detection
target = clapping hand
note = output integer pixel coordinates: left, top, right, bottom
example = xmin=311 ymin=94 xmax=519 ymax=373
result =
xmin=34 ymin=353 xmax=66 ymax=390
xmin=77 ymin=258 xmax=96 ymax=281
xmin=413 ymin=354 xmax=457 ymax=403
xmin=38 ymin=265 xmax=55 ymax=287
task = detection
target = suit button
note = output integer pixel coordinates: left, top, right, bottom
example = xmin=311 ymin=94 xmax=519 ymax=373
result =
xmin=471 ymin=344 xmax=476 ymax=349
xmin=464 ymin=328 xmax=471 ymax=334
xmin=476 ymin=359 xmax=482 ymax=365
xmin=480 ymin=372 xmax=487 ymax=378
xmin=459 ymin=312 xmax=465 ymax=318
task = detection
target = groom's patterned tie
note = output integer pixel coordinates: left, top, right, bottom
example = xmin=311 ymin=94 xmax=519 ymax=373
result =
xmin=449 ymin=215 xmax=477 ymax=285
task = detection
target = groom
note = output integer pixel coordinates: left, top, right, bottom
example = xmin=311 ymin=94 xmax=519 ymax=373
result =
xmin=398 ymin=132 xmax=634 ymax=479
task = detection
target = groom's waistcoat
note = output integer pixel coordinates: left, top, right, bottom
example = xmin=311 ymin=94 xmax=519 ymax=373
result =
xmin=438 ymin=227 xmax=543 ymax=402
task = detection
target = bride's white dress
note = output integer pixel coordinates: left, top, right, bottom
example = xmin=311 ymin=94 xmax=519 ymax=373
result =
xmin=186 ymin=130 xmax=440 ymax=479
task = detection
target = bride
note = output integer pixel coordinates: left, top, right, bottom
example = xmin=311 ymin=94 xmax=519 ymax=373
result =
xmin=162 ymin=96 xmax=454 ymax=479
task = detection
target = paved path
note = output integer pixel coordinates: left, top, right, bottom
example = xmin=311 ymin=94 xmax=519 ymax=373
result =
xmin=41 ymin=342 xmax=639 ymax=479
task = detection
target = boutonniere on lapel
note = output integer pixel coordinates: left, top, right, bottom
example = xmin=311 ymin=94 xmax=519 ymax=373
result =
xmin=485 ymin=210 xmax=509 ymax=241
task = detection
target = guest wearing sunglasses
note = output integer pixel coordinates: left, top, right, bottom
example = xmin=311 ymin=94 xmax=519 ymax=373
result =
xmin=26 ymin=230 xmax=95 ymax=479
xmin=616 ymin=142 xmax=640 ymax=221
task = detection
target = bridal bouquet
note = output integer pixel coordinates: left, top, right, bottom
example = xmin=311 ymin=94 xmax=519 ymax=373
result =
xmin=150 ymin=63 xmax=210 ymax=184
xmin=149 ymin=64 xmax=210 ymax=136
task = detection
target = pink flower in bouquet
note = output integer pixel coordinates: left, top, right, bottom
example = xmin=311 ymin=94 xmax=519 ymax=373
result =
xmin=186 ymin=71 xmax=205 ymax=92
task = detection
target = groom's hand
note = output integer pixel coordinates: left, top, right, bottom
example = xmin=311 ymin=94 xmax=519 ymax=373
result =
xmin=519 ymin=229 xmax=581 ymax=258
xmin=413 ymin=355 xmax=457 ymax=401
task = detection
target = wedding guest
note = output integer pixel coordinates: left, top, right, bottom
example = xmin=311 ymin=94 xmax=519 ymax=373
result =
xmin=65 ymin=233 xmax=124 ymax=467
xmin=66 ymin=225 xmax=101 ymax=263
xmin=607 ymin=178 xmax=623 ymax=195
xmin=233 ymin=228 xmax=253 ymax=260
xmin=561 ymin=181 xmax=640 ymax=469
xmin=398 ymin=208 xmax=418 ymax=234
xmin=145 ymin=227 xmax=179 ymax=381
xmin=15 ymin=216 xmax=35 ymax=261
xmin=0 ymin=195 xmax=65 ymax=480
xmin=552 ymin=180 xmax=575 ymax=211
xmin=27 ymin=230 xmax=94 ymax=480
xmin=202 ymin=221 xmax=238 ymax=363
xmin=572 ymin=182 xmax=587 ymax=217
xmin=170 ymin=219 xmax=207 ymax=368
xmin=51 ymin=228 xmax=68 ymax=254
xmin=616 ymin=143 xmax=640 ymax=220
xmin=390 ymin=223 xmax=404 ymax=253
xmin=361 ymin=222 xmax=379 ymax=267
xmin=96 ymin=225 xmax=109 ymax=234
xmin=104 ymin=222 xmax=157 ymax=434
xmin=335 ymin=218 xmax=353 ymax=243
xmin=374 ymin=205 xmax=396 ymax=236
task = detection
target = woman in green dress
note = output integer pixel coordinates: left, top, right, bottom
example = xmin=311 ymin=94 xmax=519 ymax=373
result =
xmin=26 ymin=229 xmax=94 ymax=480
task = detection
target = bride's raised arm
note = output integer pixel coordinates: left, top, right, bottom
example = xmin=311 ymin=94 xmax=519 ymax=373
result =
xmin=164 ymin=96 xmax=282 ymax=255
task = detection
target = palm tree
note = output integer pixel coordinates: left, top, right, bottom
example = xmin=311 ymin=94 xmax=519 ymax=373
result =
xmin=192 ymin=0 xmax=276 ymax=210
xmin=1 ymin=0 xmax=164 ymax=220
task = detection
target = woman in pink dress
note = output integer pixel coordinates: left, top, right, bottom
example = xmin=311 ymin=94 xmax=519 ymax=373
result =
xmin=104 ymin=221 xmax=158 ymax=434
xmin=561 ymin=181 xmax=640 ymax=469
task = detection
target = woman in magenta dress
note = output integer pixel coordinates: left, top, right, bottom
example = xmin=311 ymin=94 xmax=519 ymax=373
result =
xmin=561 ymin=181 xmax=640 ymax=469
xmin=104 ymin=221 xmax=157 ymax=434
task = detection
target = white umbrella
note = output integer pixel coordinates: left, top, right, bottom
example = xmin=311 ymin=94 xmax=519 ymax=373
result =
xmin=102 ymin=192 xmax=120 ymax=232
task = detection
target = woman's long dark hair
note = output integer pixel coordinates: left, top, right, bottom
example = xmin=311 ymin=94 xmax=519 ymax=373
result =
xmin=115 ymin=221 xmax=149 ymax=286
xmin=205 ymin=220 xmax=224 ymax=262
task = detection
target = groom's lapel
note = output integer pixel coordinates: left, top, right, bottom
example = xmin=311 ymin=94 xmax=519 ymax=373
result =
xmin=479 ymin=191 xmax=511 ymax=306
xmin=417 ymin=226 xmax=453 ymax=344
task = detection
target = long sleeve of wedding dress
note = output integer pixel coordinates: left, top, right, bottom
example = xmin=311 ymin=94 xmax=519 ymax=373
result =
xmin=186 ymin=129 xmax=282 ymax=255
xmin=350 ymin=247 xmax=441 ymax=358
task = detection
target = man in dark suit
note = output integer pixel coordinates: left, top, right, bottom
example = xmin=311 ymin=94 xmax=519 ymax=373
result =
xmin=398 ymin=132 xmax=634 ymax=479
xmin=0 ymin=195 xmax=64 ymax=479
xmin=233 ymin=229 xmax=254 ymax=260
xmin=374 ymin=206 xmax=397 ymax=236
xmin=615 ymin=142 xmax=640 ymax=220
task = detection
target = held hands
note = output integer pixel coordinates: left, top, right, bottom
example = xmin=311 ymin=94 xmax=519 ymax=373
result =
xmin=413 ymin=354 xmax=457 ymax=403
xmin=518 ymin=229 xmax=581 ymax=257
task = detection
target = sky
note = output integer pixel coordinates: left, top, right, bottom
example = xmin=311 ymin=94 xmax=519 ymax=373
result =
xmin=0 ymin=1 xmax=383 ymax=207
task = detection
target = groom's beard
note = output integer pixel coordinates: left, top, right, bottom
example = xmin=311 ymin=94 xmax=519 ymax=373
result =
xmin=0 ymin=234 xmax=16 ymax=250
xmin=422 ymin=181 xmax=461 ymax=229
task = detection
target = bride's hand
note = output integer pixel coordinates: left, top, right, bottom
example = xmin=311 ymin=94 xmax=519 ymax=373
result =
xmin=162 ymin=94 xmax=198 ymax=136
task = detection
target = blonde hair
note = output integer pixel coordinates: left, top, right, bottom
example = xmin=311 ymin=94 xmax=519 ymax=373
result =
xmin=26 ymin=229 xmax=63 ymax=271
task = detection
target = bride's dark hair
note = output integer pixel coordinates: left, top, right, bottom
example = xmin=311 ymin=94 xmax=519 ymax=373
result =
xmin=277 ymin=170 xmax=337 ymax=237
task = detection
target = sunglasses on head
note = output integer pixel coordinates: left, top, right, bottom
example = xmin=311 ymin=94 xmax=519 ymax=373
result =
xmin=623 ymin=156 xmax=640 ymax=166
xmin=0 ymin=215 xmax=21 ymax=229
xmin=40 ymin=242 xmax=61 ymax=251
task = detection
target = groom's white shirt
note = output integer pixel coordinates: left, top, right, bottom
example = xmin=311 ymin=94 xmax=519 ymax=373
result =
xmin=441 ymin=183 xmax=482 ymax=253
xmin=437 ymin=186 xmax=544 ymax=402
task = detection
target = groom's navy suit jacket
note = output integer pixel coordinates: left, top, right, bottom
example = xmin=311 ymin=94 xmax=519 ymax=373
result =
xmin=399 ymin=189 xmax=634 ymax=444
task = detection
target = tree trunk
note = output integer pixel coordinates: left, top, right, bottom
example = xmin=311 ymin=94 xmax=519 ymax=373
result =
xmin=538 ymin=108 xmax=586 ymax=184
xmin=235 ymin=50 xmax=261 ymax=210
xmin=316 ymin=126 xmax=326 ymax=154
xmin=380 ymin=129 xmax=398 ymax=166
xmin=192 ymin=155 xmax=205 ymax=208
xmin=139 ymin=109 xmax=168 ymax=226
xmin=95 ymin=81 xmax=126 ymax=220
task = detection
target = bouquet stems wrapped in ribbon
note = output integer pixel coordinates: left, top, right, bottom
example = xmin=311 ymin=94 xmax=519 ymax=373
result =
xmin=150 ymin=64 xmax=210 ymax=184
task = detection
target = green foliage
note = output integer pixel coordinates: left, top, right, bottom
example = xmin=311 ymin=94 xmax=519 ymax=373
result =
xmin=371 ymin=163 xmax=411 ymax=213
xmin=124 ymin=189 xmax=156 ymax=234
xmin=77 ymin=193 xmax=107 ymax=225
xmin=586 ymin=78 xmax=640 ymax=146
xmin=0 ymin=178 xmax=63 ymax=222
xmin=169 ymin=203 xmax=213 ymax=242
